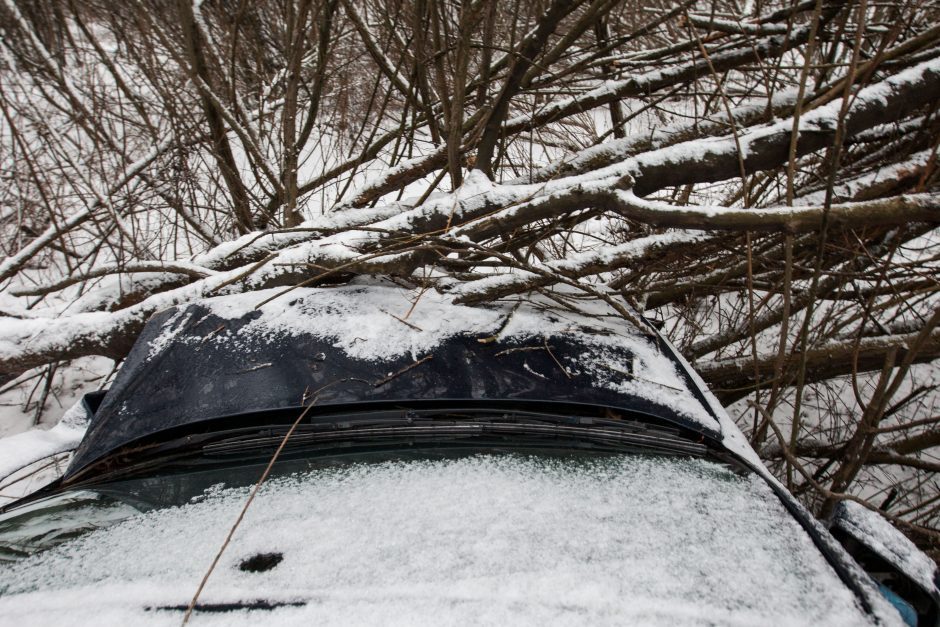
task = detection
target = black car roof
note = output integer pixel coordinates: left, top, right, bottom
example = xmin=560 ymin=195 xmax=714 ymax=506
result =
xmin=65 ymin=283 xmax=725 ymax=479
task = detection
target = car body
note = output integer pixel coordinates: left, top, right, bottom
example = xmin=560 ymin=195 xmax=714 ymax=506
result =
xmin=0 ymin=282 xmax=936 ymax=625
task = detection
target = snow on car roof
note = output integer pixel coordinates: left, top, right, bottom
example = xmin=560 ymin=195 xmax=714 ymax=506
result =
xmin=66 ymin=281 xmax=733 ymax=479
xmin=0 ymin=455 xmax=878 ymax=626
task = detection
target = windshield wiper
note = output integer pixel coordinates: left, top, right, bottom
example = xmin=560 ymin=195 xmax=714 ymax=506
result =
xmin=200 ymin=421 xmax=706 ymax=458
xmin=68 ymin=409 xmax=713 ymax=485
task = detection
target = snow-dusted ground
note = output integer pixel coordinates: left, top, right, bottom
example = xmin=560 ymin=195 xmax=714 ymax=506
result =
xmin=0 ymin=400 xmax=87 ymax=506
xmin=0 ymin=455 xmax=885 ymax=626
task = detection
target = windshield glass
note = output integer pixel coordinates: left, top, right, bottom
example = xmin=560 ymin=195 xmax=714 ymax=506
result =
xmin=0 ymin=452 xmax=871 ymax=625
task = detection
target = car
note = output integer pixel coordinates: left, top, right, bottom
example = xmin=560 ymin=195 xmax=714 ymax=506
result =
xmin=0 ymin=281 xmax=937 ymax=626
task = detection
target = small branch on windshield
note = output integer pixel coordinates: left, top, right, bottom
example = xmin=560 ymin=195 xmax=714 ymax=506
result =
xmin=182 ymin=377 xmax=367 ymax=624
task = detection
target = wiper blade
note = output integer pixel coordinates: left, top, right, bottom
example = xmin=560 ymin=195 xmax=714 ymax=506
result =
xmin=74 ymin=410 xmax=710 ymax=484
xmin=151 ymin=600 xmax=305 ymax=613
xmin=200 ymin=419 xmax=707 ymax=458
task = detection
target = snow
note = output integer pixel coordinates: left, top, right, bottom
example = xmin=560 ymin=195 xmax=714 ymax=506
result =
xmin=523 ymin=90 xmax=798 ymax=183
xmin=450 ymin=231 xmax=707 ymax=302
xmin=0 ymin=24 xmax=934 ymax=627
xmin=836 ymin=500 xmax=939 ymax=594
xmin=532 ymin=55 xmax=940 ymax=201
xmin=198 ymin=283 xmax=498 ymax=362
xmin=448 ymin=270 xmax=541 ymax=299
xmin=795 ymin=149 xmax=935 ymax=206
xmin=343 ymin=146 xmax=448 ymax=208
xmin=0 ymin=399 xmax=90 ymax=506
xmin=145 ymin=308 xmax=195 ymax=359
xmin=686 ymin=14 xmax=788 ymax=35
xmin=560 ymin=232 xmax=699 ymax=271
xmin=0 ymin=400 xmax=87 ymax=481
xmin=0 ymin=454 xmax=882 ymax=626
xmin=65 ymin=272 xmax=198 ymax=314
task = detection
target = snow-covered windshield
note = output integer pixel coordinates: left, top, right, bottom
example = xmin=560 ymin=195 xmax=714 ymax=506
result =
xmin=0 ymin=453 xmax=873 ymax=626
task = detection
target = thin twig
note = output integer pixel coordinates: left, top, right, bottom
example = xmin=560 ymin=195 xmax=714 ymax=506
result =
xmin=543 ymin=337 xmax=572 ymax=379
xmin=372 ymin=355 xmax=434 ymax=387
xmin=182 ymin=379 xmax=362 ymax=624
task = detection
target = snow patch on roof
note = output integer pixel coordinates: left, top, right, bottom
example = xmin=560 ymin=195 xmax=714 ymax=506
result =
xmin=201 ymin=283 xmax=503 ymax=362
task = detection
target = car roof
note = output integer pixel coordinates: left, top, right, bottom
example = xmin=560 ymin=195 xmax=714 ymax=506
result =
xmin=65 ymin=282 xmax=728 ymax=480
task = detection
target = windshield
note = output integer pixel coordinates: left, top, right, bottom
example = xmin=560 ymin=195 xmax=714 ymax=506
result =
xmin=0 ymin=452 xmax=872 ymax=626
